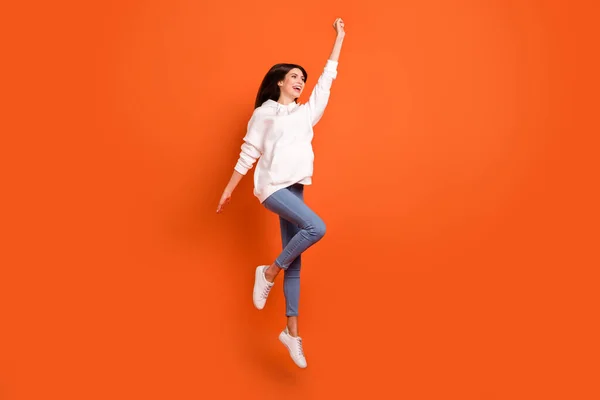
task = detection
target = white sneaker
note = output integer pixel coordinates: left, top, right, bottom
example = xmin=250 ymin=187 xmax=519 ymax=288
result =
xmin=253 ymin=265 xmax=274 ymax=310
xmin=279 ymin=327 xmax=307 ymax=368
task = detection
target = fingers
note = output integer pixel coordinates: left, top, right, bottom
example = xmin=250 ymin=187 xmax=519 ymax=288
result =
xmin=216 ymin=196 xmax=231 ymax=213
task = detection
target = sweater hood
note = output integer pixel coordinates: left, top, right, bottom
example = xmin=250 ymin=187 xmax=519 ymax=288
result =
xmin=262 ymin=99 xmax=299 ymax=115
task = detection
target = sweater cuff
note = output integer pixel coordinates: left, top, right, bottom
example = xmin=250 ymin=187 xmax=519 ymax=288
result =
xmin=234 ymin=162 xmax=249 ymax=176
xmin=325 ymin=59 xmax=338 ymax=73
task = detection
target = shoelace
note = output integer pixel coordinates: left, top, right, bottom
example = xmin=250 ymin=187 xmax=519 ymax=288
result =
xmin=261 ymin=284 xmax=272 ymax=299
xmin=296 ymin=337 xmax=304 ymax=357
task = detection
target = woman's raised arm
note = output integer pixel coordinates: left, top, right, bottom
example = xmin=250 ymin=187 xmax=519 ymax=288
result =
xmin=328 ymin=17 xmax=345 ymax=62
xmin=306 ymin=17 xmax=346 ymax=126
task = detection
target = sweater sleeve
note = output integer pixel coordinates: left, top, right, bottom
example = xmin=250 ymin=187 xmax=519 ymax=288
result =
xmin=306 ymin=59 xmax=338 ymax=126
xmin=234 ymin=110 xmax=265 ymax=175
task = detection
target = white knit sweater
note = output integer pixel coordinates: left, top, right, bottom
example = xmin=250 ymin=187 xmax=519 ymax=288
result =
xmin=234 ymin=59 xmax=339 ymax=203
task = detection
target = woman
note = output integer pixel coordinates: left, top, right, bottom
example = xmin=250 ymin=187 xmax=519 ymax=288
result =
xmin=216 ymin=17 xmax=345 ymax=368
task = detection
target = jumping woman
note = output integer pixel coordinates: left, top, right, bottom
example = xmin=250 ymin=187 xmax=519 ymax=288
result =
xmin=216 ymin=17 xmax=346 ymax=368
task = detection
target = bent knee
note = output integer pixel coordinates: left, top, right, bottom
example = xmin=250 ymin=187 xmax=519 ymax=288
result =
xmin=311 ymin=219 xmax=326 ymax=240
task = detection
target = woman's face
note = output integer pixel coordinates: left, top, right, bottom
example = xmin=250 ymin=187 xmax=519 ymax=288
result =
xmin=279 ymin=68 xmax=305 ymax=99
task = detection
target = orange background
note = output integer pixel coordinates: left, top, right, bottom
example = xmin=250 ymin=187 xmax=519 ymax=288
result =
xmin=1 ymin=0 xmax=599 ymax=399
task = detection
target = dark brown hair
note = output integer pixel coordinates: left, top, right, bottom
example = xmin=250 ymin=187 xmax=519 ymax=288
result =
xmin=254 ymin=63 xmax=308 ymax=109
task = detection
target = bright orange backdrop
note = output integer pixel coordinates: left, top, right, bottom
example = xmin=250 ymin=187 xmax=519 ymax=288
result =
xmin=1 ymin=0 xmax=599 ymax=399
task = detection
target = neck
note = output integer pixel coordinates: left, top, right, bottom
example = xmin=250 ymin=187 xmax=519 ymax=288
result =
xmin=277 ymin=93 xmax=296 ymax=105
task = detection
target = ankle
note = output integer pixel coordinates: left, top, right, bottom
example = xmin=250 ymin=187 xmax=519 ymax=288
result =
xmin=264 ymin=268 xmax=275 ymax=283
xmin=264 ymin=264 xmax=280 ymax=282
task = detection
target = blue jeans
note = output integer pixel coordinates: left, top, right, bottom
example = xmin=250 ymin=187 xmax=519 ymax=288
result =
xmin=262 ymin=183 xmax=326 ymax=317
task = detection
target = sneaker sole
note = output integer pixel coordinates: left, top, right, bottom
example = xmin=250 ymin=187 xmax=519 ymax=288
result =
xmin=253 ymin=266 xmax=266 ymax=310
